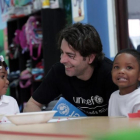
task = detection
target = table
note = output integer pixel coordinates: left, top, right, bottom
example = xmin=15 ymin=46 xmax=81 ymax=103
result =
xmin=0 ymin=117 xmax=140 ymax=140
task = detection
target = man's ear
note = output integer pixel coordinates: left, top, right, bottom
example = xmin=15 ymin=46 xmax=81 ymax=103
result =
xmin=88 ymin=54 xmax=96 ymax=64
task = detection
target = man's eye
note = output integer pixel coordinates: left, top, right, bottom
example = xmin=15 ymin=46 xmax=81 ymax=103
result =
xmin=68 ymin=55 xmax=75 ymax=59
xmin=69 ymin=55 xmax=74 ymax=58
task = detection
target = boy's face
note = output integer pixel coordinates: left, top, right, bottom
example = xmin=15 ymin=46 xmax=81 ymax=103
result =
xmin=112 ymin=53 xmax=140 ymax=94
xmin=0 ymin=66 xmax=9 ymax=97
xmin=60 ymin=39 xmax=95 ymax=80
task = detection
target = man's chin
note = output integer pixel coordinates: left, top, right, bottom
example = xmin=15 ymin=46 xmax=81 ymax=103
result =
xmin=65 ymin=71 xmax=74 ymax=77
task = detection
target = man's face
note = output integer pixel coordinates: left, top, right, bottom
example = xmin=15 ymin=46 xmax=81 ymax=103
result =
xmin=60 ymin=39 xmax=94 ymax=80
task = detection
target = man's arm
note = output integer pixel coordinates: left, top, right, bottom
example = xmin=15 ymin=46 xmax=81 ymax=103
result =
xmin=23 ymin=97 xmax=43 ymax=112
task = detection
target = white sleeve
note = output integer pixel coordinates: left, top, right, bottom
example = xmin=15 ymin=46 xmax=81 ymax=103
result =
xmin=133 ymin=103 xmax=140 ymax=113
xmin=14 ymin=99 xmax=20 ymax=114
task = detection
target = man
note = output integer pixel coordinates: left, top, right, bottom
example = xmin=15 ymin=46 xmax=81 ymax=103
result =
xmin=24 ymin=22 xmax=118 ymax=116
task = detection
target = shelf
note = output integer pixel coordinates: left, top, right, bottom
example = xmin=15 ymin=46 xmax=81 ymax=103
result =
xmin=7 ymin=8 xmax=66 ymax=110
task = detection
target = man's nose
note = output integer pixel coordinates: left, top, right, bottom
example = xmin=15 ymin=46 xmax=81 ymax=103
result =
xmin=60 ymin=54 xmax=68 ymax=63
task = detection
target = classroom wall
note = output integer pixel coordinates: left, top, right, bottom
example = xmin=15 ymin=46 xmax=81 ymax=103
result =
xmin=72 ymin=0 xmax=115 ymax=60
xmin=87 ymin=0 xmax=110 ymax=58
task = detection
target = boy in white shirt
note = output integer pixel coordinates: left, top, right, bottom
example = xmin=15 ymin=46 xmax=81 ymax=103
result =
xmin=0 ymin=55 xmax=19 ymax=121
xmin=108 ymin=49 xmax=140 ymax=117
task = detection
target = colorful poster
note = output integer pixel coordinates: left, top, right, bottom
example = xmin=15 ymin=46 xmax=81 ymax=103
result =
xmin=0 ymin=28 xmax=10 ymax=95
xmin=0 ymin=0 xmax=13 ymax=22
xmin=0 ymin=1 xmax=9 ymax=95
xmin=0 ymin=0 xmax=33 ymax=22
xmin=72 ymin=0 xmax=85 ymax=22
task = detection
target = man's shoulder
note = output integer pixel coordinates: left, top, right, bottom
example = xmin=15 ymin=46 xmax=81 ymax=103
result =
xmin=52 ymin=62 xmax=65 ymax=72
xmin=102 ymin=57 xmax=113 ymax=66
xmin=52 ymin=62 xmax=64 ymax=68
xmin=50 ymin=62 xmax=66 ymax=77
xmin=97 ymin=57 xmax=113 ymax=73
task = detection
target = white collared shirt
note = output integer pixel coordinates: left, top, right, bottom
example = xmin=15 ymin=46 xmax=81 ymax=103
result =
xmin=0 ymin=95 xmax=19 ymax=115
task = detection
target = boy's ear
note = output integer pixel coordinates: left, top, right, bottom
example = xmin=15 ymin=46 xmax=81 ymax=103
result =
xmin=88 ymin=54 xmax=96 ymax=64
xmin=138 ymin=72 xmax=140 ymax=81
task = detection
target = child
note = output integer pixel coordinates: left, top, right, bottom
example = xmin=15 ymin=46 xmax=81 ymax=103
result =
xmin=108 ymin=49 xmax=140 ymax=117
xmin=0 ymin=55 xmax=19 ymax=118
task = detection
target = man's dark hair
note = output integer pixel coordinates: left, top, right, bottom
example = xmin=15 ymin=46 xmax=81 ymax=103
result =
xmin=58 ymin=22 xmax=104 ymax=67
xmin=114 ymin=48 xmax=140 ymax=66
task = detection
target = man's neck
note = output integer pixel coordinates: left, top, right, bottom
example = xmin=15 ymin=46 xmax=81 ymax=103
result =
xmin=77 ymin=67 xmax=94 ymax=81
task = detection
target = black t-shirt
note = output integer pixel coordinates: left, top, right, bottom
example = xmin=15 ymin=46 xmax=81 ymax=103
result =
xmin=33 ymin=57 xmax=118 ymax=116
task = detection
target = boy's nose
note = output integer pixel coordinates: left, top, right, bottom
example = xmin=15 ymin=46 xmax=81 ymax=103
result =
xmin=119 ymin=68 xmax=125 ymax=74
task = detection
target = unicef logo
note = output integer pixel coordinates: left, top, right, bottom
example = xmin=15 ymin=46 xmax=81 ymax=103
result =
xmin=94 ymin=95 xmax=103 ymax=104
xmin=57 ymin=103 xmax=69 ymax=115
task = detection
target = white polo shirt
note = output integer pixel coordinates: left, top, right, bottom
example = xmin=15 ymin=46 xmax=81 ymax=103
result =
xmin=0 ymin=95 xmax=19 ymax=122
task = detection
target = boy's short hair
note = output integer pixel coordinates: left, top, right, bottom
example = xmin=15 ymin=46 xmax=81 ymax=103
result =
xmin=58 ymin=22 xmax=104 ymax=67
xmin=114 ymin=48 xmax=140 ymax=67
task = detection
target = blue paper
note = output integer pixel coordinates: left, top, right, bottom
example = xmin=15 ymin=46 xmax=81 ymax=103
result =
xmin=52 ymin=97 xmax=87 ymax=117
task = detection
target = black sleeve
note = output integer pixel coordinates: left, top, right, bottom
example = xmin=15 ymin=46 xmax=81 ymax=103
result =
xmin=32 ymin=66 xmax=61 ymax=104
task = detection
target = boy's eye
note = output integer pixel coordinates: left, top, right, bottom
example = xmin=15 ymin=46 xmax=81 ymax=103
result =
xmin=126 ymin=66 xmax=133 ymax=70
xmin=113 ymin=66 xmax=119 ymax=69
